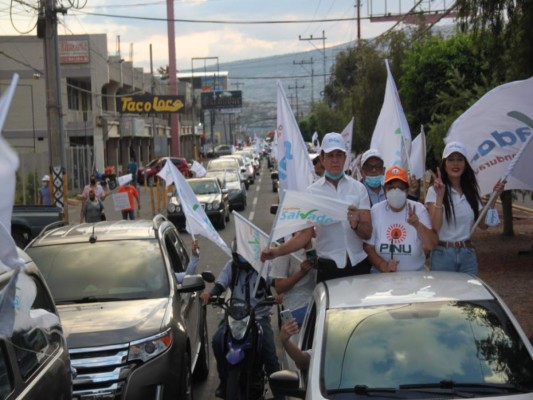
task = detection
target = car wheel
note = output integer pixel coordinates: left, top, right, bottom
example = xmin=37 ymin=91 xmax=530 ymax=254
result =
xmin=194 ymin=309 xmax=210 ymax=381
xmin=217 ymin=214 xmax=226 ymax=230
xmin=178 ymin=352 xmax=194 ymax=400
xmin=240 ymin=198 xmax=247 ymax=211
xmin=11 ymin=228 xmax=29 ymax=249
xmin=225 ymin=208 xmax=230 ymax=222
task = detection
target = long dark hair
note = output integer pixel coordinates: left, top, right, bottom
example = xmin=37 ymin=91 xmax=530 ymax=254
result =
xmin=439 ymin=158 xmax=482 ymax=224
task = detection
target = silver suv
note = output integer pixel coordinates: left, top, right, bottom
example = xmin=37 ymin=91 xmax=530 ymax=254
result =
xmin=25 ymin=216 xmax=210 ymax=400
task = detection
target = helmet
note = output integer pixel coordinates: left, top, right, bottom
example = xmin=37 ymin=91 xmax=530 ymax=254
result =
xmin=231 ymin=240 xmax=251 ymax=270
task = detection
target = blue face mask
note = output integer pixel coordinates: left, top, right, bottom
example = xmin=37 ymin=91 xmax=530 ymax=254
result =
xmin=325 ymin=170 xmax=345 ymax=181
xmin=365 ymin=175 xmax=384 ymax=188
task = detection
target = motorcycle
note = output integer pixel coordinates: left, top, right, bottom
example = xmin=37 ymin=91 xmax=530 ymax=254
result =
xmin=94 ymin=166 xmax=117 ymax=190
xmin=208 ymin=294 xmax=276 ymax=400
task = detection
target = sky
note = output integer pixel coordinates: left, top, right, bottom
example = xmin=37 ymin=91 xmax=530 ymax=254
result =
xmin=0 ymin=0 xmax=454 ymax=73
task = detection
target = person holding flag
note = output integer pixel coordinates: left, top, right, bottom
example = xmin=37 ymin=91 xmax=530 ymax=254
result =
xmin=200 ymin=240 xmax=281 ymax=399
xmin=426 ymin=142 xmax=506 ymax=274
xmin=261 ymin=132 xmax=373 ymax=282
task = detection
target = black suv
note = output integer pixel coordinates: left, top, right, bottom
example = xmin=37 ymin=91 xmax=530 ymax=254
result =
xmin=25 ymin=216 xmax=210 ymax=400
xmin=1 ymin=249 xmax=72 ymax=400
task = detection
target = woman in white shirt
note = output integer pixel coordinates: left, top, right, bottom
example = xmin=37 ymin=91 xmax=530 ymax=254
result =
xmin=426 ymin=141 xmax=505 ymax=275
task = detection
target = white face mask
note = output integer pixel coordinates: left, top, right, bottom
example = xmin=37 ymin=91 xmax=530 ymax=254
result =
xmin=386 ymin=188 xmax=407 ymax=209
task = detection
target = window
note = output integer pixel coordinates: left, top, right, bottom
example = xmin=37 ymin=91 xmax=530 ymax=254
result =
xmin=164 ymin=230 xmax=189 ymax=274
xmin=0 ymin=342 xmax=13 ymax=399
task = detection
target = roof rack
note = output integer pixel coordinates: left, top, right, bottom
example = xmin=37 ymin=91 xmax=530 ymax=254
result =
xmin=34 ymin=220 xmax=69 ymax=241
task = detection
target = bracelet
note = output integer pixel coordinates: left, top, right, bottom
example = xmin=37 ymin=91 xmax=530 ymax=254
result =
xmin=434 ymin=204 xmax=443 ymax=209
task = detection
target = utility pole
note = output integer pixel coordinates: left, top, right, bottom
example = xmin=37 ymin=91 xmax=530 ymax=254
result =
xmin=299 ymin=31 xmax=327 ymax=95
xmin=288 ymin=81 xmax=305 ymax=120
xmin=39 ymin=0 xmax=67 ymax=215
xmin=356 ymin=0 xmax=361 ymax=44
xmin=231 ymin=81 xmax=245 ymax=90
xmin=166 ymin=0 xmax=180 ymax=156
xmin=293 ymin=58 xmax=314 ymax=104
xmin=150 ymin=44 xmax=156 ymax=162
xmin=230 ymin=81 xmax=244 ymax=145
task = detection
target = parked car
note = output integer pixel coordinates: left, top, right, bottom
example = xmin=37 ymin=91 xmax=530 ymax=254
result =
xmin=24 ymin=216 xmax=210 ymax=400
xmin=214 ymin=144 xmax=234 ymax=157
xmin=138 ymin=157 xmax=192 ymax=185
xmin=1 ymin=248 xmax=72 ymax=400
xmin=166 ymin=177 xmax=230 ymax=230
xmin=205 ymin=169 xmax=247 ymax=211
xmin=11 ymin=205 xmax=64 ymax=248
xmin=271 ymin=271 xmax=533 ymax=399
xmin=220 ymin=154 xmax=255 ymax=186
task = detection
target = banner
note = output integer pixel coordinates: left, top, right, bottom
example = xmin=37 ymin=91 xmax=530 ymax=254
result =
xmin=271 ymin=189 xmax=351 ymax=241
xmin=233 ymin=212 xmax=270 ymax=280
xmin=157 ymin=160 xmax=231 ymax=256
xmin=445 ymin=77 xmax=533 ymax=195
xmin=311 ymin=131 xmax=320 ymax=154
xmin=276 ymin=81 xmax=314 ymax=194
xmin=504 ymin=128 xmax=533 ymax=190
xmin=341 ymin=117 xmax=354 ymax=172
xmin=409 ymin=126 xmax=426 ymax=179
xmin=117 ymin=173 xmax=132 ymax=187
xmin=370 ymin=59 xmax=412 ymax=170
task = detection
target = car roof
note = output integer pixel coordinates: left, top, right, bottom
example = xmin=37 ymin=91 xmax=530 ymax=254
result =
xmin=322 ymin=272 xmax=495 ymax=309
xmin=188 ymin=177 xmax=218 ymax=183
xmin=29 ymin=220 xmax=159 ymax=246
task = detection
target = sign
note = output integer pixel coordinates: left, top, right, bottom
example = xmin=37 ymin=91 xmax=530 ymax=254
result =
xmin=120 ymin=95 xmax=185 ymax=114
xmin=112 ymin=192 xmax=130 ymax=211
xmin=59 ymin=40 xmax=90 ymax=64
xmin=201 ymin=91 xmax=242 ymax=110
xmin=201 ymin=76 xmax=225 ymax=92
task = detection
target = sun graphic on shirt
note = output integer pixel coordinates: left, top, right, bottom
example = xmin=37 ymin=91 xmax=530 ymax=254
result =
xmin=386 ymin=224 xmax=407 ymax=242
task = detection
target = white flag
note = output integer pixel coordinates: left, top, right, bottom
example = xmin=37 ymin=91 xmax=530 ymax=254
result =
xmin=233 ymin=212 xmax=270 ymax=280
xmin=371 ymin=59 xmax=412 ymax=170
xmin=446 ymin=77 xmax=533 ymax=195
xmin=158 ymin=160 xmax=231 ymax=256
xmin=409 ymin=126 xmax=426 ymax=179
xmin=117 ymin=173 xmax=132 ymax=187
xmin=191 ymin=160 xmax=207 ymax=177
xmin=271 ymin=189 xmax=350 ymax=241
xmin=276 ymin=81 xmax=314 ymax=193
xmin=341 ymin=117 xmax=354 ymax=172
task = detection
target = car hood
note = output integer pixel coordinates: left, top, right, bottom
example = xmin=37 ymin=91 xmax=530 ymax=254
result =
xmin=58 ymin=298 xmax=170 ymax=348
xmin=196 ymin=194 xmax=221 ymax=203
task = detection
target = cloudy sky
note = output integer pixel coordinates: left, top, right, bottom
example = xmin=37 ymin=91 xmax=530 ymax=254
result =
xmin=1 ymin=0 xmax=451 ymax=72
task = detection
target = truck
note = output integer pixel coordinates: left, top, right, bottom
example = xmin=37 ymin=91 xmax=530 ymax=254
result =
xmin=11 ymin=205 xmax=64 ymax=248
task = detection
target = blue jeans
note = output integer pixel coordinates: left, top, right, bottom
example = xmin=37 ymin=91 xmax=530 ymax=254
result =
xmin=212 ymin=317 xmax=282 ymax=399
xmin=121 ymin=210 xmax=135 ymax=220
xmin=430 ymin=245 xmax=478 ymax=275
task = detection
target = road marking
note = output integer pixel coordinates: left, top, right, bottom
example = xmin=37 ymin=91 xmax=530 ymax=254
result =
xmin=253 ymin=197 xmax=258 ymax=206
xmin=249 ymin=211 xmax=255 ymax=221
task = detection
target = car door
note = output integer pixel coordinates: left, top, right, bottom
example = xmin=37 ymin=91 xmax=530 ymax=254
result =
xmin=161 ymin=227 xmax=201 ymax=364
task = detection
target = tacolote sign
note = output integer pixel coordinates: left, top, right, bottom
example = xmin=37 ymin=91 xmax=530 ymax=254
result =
xmin=120 ymin=95 xmax=185 ymax=114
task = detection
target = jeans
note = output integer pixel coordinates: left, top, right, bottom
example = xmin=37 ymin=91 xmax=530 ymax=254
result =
xmin=121 ymin=210 xmax=135 ymax=220
xmin=212 ymin=317 xmax=283 ymax=399
xmin=430 ymin=245 xmax=478 ymax=275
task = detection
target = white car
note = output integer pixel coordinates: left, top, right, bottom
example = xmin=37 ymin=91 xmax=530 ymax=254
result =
xmin=271 ymin=272 xmax=533 ymax=399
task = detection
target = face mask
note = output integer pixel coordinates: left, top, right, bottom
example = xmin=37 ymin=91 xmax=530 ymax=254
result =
xmin=89 ymin=196 xmax=96 ymax=201
xmin=365 ymin=175 xmax=384 ymax=188
xmin=386 ymin=188 xmax=407 ymax=209
xmin=325 ymin=170 xmax=345 ymax=181
xmin=90 ymin=179 xmax=96 ymax=185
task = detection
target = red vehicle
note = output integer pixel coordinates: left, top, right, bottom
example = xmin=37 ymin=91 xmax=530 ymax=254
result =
xmin=137 ymin=157 xmax=192 ymax=185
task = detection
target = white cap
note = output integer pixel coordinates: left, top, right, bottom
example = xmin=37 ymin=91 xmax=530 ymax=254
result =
xmin=42 ymin=174 xmax=50 ymax=182
xmin=361 ymin=149 xmax=384 ymax=166
xmin=321 ymin=132 xmax=345 ymax=154
xmin=443 ymin=141 xmax=467 ymax=159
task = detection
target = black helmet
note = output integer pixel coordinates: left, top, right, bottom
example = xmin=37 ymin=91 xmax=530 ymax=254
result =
xmin=231 ymin=240 xmax=251 ymax=270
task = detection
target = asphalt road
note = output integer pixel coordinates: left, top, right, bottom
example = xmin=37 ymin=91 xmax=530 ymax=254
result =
xmin=67 ymin=160 xmax=281 ymax=399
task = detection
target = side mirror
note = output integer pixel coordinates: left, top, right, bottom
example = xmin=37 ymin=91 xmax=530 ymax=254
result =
xmin=269 ymin=370 xmax=306 ymax=399
xmin=177 ymin=275 xmax=206 ymax=293
xmin=201 ymin=271 xmax=216 ymax=283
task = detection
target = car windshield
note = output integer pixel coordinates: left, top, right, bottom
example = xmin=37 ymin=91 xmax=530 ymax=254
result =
xmin=322 ymin=301 xmax=533 ymax=392
xmin=222 ymin=156 xmax=244 ymax=167
xmin=26 ymin=240 xmax=169 ymax=303
xmin=189 ymin=180 xmax=220 ymax=195
xmin=208 ymin=159 xmax=239 ymax=170
xmin=206 ymin=171 xmax=240 ymax=183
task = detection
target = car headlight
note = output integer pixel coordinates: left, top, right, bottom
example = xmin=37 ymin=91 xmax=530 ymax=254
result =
xmin=176 ymin=206 xmax=181 ymax=212
xmin=128 ymin=330 xmax=172 ymax=362
xmin=206 ymin=203 xmax=213 ymax=210
xmin=228 ymin=315 xmax=250 ymax=341
xmin=167 ymin=204 xmax=176 ymax=213
xmin=212 ymin=200 xmax=221 ymax=209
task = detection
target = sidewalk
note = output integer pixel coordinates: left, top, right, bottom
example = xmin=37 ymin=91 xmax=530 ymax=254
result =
xmin=67 ymin=183 xmax=172 ymax=223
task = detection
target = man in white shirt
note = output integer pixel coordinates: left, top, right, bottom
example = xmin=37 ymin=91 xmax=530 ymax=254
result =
xmin=261 ymin=132 xmax=372 ymax=282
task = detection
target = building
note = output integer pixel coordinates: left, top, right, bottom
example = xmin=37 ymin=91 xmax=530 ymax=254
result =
xmin=0 ymin=34 xmax=201 ymax=194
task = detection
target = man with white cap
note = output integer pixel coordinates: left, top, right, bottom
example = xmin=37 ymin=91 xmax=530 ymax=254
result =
xmin=261 ymin=132 xmax=373 ymax=282
xmin=38 ymin=175 xmax=51 ymax=205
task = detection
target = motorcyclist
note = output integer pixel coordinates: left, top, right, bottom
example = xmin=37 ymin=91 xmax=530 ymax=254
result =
xmin=200 ymin=242 xmax=282 ymax=399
